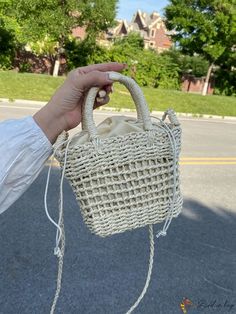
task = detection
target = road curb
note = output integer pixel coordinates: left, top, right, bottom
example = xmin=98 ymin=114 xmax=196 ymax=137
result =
xmin=0 ymin=98 xmax=47 ymax=106
xmin=1 ymin=98 xmax=236 ymax=121
xmin=98 ymin=106 xmax=236 ymax=121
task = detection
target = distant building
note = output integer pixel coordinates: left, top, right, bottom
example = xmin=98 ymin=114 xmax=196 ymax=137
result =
xmin=107 ymin=10 xmax=172 ymax=52
xmin=182 ymin=74 xmax=215 ymax=95
xmin=71 ymin=10 xmax=173 ymax=52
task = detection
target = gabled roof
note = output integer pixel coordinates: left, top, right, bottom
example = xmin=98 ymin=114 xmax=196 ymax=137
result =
xmin=131 ymin=10 xmax=146 ymax=27
xmin=121 ymin=20 xmax=129 ymax=33
xmin=131 ymin=10 xmax=164 ymax=29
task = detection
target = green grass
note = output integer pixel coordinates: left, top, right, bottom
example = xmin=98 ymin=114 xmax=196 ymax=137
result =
xmin=110 ymin=84 xmax=236 ymax=117
xmin=1 ymin=71 xmax=236 ymax=117
xmin=0 ymin=71 xmax=64 ymax=101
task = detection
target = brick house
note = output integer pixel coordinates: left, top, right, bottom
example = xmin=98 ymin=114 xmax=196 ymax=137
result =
xmin=106 ymin=10 xmax=172 ymax=52
xmin=72 ymin=10 xmax=172 ymax=52
xmin=182 ymin=75 xmax=215 ymax=95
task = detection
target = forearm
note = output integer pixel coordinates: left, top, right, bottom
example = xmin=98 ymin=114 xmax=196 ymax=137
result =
xmin=33 ymin=103 xmax=67 ymax=144
xmin=0 ymin=117 xmax=52 ymax=213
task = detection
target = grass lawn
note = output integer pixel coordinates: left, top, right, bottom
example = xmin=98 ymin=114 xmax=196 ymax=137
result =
xmin=1 ymin=71 xmax=236 ymax=117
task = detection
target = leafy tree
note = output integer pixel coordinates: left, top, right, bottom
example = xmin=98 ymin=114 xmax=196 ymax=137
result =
xmin=113 ymin=32 xmax=144 ymax=50
xmin=162 ymin=48 xmax=209 ymax=77
xmin=0 ymin=26 xmax=15 ymax=69
xmin=214 ymin=68 xmax=236 ymax=96
xmin=165 ymin=0 xmax=236 ymax=95
xmin=78 ymin=0 xmax=117 ymax=42
xmin=64 ymin=37 xmax=110 ymax=69
xmin=0 ymin=0 xmax=20 ymax=34
xmin=0 ymin=0 xmax=118 ymax=74
xmin=14 ymin=0 xmax=117 ymax=43
xmin=134 ymin=50 xmax=180 ymax=89
xmin=0 ymin=0 xmax=73 ymax=73
xmin=0 ymin=0 xmax=20 ymax=69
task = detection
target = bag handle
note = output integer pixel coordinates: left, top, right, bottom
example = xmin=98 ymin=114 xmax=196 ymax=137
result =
xmin=82 ymin=71 xmax=153 ymax=139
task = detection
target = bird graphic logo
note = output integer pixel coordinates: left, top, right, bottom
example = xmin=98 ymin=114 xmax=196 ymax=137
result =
xmin=180 ymin=297 xmax=194 ymax=313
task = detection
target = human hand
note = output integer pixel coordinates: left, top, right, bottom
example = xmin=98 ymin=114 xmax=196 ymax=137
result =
xmin=33 ymin=62 xmax=126 ymax=143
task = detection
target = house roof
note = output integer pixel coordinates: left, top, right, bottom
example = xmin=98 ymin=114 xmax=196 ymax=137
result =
xmin=130 ymin=10 xmax=163 ymax=30
xmin=108 ymin=9 xmax=171 ymax=48
xmin=111 ymin=10 xmax=167 ymax=35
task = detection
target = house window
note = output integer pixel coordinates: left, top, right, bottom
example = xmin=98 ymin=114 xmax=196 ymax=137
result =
xmin=151 ymin=29 xmax=155 ymax=37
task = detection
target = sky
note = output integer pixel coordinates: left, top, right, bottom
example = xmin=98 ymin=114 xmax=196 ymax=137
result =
xmin=117 ymin=0 xmax=169 ymax=21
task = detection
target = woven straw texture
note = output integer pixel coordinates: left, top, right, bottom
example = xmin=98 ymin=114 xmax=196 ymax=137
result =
xmin=55 ymin=72 xmax=182 ymax=237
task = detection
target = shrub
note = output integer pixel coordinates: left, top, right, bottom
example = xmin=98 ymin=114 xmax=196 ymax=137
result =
xmin=18 ymin=61 xmax=32 ymax=73
xmin=0 ymin=54 xmax=13 ymax=70
xmin=64 ymin=37 xmax=110 ymax=70
xmin=161 ymin=48 xmax=209 ymax=77
xmin=64 ymin=35 xmax=180 ymax=90
xmin=0 ymin=27 xmax=15 ymax=70
xmin=113 ymin=32 xmax=144 ymax=50
xmin=214 ymin=69 xmax=236 ymax=96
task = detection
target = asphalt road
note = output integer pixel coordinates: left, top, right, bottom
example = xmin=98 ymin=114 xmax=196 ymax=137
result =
xmin=0 ymin=102 xmax=236 ymax=314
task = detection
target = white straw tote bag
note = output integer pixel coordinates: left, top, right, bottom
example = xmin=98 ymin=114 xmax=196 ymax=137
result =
xmin=45 ymin=71 xmax=183 ymax=314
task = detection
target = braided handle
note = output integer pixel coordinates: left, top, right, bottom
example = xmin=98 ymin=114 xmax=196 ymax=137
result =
xmin=162 ymin=109 xmax=180 ymax=127
xmin=82 ymin=72 xmax=153 ymax=139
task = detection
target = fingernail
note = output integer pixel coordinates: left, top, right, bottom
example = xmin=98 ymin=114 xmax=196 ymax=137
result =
xmin=96 ymin=97 xmax=103 ymax=103
xmin=98 ymin=90 xmax=106 ymax=98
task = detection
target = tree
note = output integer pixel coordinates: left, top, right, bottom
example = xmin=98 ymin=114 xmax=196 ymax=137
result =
xmin=113 ymin=32 xmax=145 ymax=50
xmin=0 ymin=0 xmax=19 ymax=33
xmin=162 ymin=48 xmax=209 ymax=77
xmin=214 ymin=46 xmax=236 ymax=95
xmin=64 ymin=0 xmax=118 ymax=72
xmin=64 ymin=37 xmax=110 ymax=69
xmin=0 ymin=1 xmax=20 ymax=69
xmin=78 ymin=0 xmax=117 ymax=42
xmin=1 ymin=0 xmax=118 ymax=75
xmin=165 ymin=0 xmax=236 ymax=95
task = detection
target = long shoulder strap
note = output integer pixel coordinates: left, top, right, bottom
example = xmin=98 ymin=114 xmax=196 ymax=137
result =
xmin=126 ymin=225 xmax=155 ymax=314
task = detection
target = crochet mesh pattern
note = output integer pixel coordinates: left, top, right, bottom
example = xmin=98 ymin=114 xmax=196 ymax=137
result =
xmin=56 ymin=119 xmax=182 ymax=237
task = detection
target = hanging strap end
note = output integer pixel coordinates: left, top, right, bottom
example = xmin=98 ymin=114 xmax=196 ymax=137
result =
xmin=156 ymin=230 xmax=167 ymax=238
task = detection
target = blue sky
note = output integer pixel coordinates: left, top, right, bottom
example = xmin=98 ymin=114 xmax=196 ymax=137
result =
xmin=117 ymin=0 xmax=169 ymax=20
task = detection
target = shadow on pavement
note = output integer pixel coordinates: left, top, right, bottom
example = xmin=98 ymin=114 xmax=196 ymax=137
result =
xmin=0 ymin=167 xmax=236 ymax=314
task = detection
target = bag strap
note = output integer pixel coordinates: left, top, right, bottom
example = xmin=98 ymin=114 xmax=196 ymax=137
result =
xmin=125 ymin=225 xmax=154 ymax=314
xmin=125 ymin=110 xmax=179 ymax=313
xmin=82 ymin=72 xmax=153 ymax=139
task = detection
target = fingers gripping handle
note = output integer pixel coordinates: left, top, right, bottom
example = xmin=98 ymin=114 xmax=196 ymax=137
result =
xmin=82 ymin=71 xmax=153 ymax=138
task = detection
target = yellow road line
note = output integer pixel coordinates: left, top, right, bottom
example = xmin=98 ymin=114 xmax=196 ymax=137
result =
xmin=180 ymin=157 xmax=236 ymax=165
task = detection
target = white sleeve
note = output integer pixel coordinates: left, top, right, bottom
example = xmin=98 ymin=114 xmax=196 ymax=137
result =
xmin=0 ymin=116 xmax=52 ymax=214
